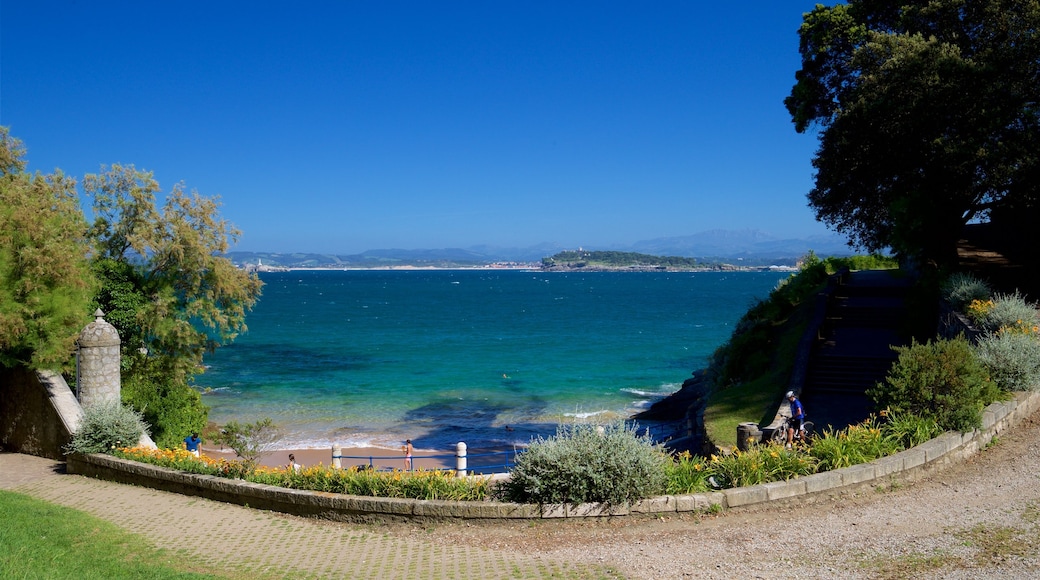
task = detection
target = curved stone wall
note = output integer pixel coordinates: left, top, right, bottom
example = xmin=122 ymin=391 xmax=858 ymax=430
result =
xmin=66 ymin=391 xmax=1040 ymax=521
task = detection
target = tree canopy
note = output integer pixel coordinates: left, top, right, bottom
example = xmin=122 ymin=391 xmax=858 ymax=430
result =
xmin=786 ymin=0 xmax=1040 ymax=266
xmin=85 ymin=164 xmax=263 ymax=385
xmin=0 ymin=126 xmax=264 ymax=447
xmin=84 ymin=164 xmax=263 ymax=446
xmin=0 ymin=128 xmax=96 ymax=370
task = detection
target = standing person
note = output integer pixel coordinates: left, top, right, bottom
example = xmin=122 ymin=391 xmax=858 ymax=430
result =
xmin=402 ymin=439 xmax=413 ymax=471
xmin=786 ymin=391 xmax=805 ymax=448
xmin=183 ymin=432 xmax=201 ymax=457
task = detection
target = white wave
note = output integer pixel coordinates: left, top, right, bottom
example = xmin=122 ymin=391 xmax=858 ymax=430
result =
xmin=562 ymin=410 xmax=613 ymax=419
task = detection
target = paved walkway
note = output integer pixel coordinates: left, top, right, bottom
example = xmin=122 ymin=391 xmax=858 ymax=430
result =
xmin=0 ymin=453 xmax=612 ymax=579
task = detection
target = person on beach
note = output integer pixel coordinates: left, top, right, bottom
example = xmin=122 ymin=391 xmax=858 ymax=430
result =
xmin=786 ymin=391 xmax=805 ymax=448
xmin=183 ymin=433 xmax=201 ymax=457
xmin=402 ymin=439 xmax=413 ymax=470
xmin=287 ymin=453 xmax=302 ymax=472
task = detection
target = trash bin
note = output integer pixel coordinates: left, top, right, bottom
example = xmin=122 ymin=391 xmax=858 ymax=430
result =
xmin=736 ymin=422 xmax=762 ymax=451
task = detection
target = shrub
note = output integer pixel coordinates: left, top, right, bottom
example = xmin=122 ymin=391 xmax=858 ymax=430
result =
xmin=942 ymin=272 xmax=992 ymax=311
xmin=809 ymin=414 xmax=903 ymax=471
xmin=494 ymin=421 xmax=669 ymax=505
xmin=974 ymin=331 xmax=1040 ymax=391
xmin=706 ymin=445 xmax=818 ymax=488
xmin=65 ymin=401 xmax=148 ymax=455
xmin=121 ymin=361 xmax=208 ymax=449
xmin=868 ymin=337 xmax=1000 ymax=432
xmin=664 ymin=451 xmax=715 ymax=494
xmin=975 ymin=292 xmax=1039 ymax=335
xmin=881 ymin=409 xmax=943 ymax=449
xmin=214 ymin=418 xmax=282 ymax=473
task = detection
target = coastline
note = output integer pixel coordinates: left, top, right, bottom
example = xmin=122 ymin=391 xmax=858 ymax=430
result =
xmin=201 ymin=445 xmax=455 ymax=471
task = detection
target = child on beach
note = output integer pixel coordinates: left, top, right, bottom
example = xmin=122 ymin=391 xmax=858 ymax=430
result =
xmin=287 ymin=453 xmax=302 ymax=472
xmin=402 ymin=440 xmax=413 ymax=470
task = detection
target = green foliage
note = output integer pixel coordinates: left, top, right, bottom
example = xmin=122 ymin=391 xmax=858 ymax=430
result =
xmin=707 ymin=445 xmax=818 ymax=489
xmin=975 ymin=293 xmax=1039 ymax=335
xmin=254 ymin=465 xmax=492 ymax=501
xmin=786 ymin=1 xmax=1040 ymax=265
xmin=213 ymin=418 xmax=282 ymax=473
xmin=0 ymin=127 xmax=96 ymax=371
xmin=882 ymin=410 xmax=943 ymax=450
xmin=663 ymin=452 xmax=715 ymax=494
xmin=85 ymin=163 xmax=263 ymax=396
xmin=869 ymin=337 xmax=1001 ymax=432
xmin=543 ymin=250 xmax=697 ymax=269
xmin=121 ymin=352 xmax=208 ymax=449
xmin=974 ymin=331 xmax=1040 ymax=392
xmin=942 ymin=272 xmax=992 ymax=311
xmin=707 ymin=251 xmax=883 ymax=389
xmin=65 ymin=401 xmax=149 ymax=455
xmin=495 ymin=421 xmax=669 ymax=505
xmin=701 ymin=252 xmax=898 ymax=447
xmin=114 ymin=446 xmax=493 ymax=500
xmin=85 ymin=164 xmax=267 ymax=450
xmin=0 ymin=490 xmax=220 ymax=579
xmin=809 ymin=415 xmax=903 ymax=471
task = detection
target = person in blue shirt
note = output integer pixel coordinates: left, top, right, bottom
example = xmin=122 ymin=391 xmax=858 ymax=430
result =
xmin=183 ymin=432 xmax=201 ymax=457
xmin=786 ymin=391 xmax=805 ymax=447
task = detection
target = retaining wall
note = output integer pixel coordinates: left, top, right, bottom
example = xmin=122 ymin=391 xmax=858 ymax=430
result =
xmin=1 ymin=368 xmax=82 ymax=460
xmin=66 ymin=391 xmax=1040 ymax=521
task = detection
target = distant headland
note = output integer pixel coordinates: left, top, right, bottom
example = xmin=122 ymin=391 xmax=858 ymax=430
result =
xmin=233 ymin=249 xmax=797 ymax=273
xmin=226 ymin=229 xmax=848 ymax=272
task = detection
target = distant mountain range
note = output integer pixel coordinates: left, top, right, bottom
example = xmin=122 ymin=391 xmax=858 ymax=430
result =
xmin=225 ymin=229 xmax=855 ymax=269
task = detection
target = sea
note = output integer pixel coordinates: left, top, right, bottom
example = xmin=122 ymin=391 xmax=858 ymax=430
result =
xmin=198 ymin=269 xmax=789 ymax=452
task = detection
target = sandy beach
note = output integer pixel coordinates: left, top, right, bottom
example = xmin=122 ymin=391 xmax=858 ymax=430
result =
xmin=200 ymin=445 xmax=471 ymax=472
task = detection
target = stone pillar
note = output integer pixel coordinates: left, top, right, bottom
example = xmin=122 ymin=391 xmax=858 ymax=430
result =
xmin=76 ymin=309 xmax=121 ymax=408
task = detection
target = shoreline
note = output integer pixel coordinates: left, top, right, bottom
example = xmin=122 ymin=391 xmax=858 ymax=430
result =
xmin=201 ymin=444 xmax=488 ymax=472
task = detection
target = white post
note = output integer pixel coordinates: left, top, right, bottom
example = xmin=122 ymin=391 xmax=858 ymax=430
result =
xmin=455 ymin=441 xmax=467 ymax=478
xmin=332 ymin=444 xmax=342 ymax=469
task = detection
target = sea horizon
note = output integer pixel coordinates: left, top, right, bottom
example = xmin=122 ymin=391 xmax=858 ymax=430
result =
xmin=198 ymin=270 xmax=787 ymax=452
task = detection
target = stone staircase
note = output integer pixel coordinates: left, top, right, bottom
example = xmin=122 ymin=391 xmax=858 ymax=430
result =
xmin=800 ymin=270 xmax=914 ymax=431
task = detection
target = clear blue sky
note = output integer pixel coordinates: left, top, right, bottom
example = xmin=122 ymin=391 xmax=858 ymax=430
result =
xmin=2 ymin=1 xmax=831 ymax=254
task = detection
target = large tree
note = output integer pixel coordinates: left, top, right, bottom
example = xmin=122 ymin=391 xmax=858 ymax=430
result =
xmin=786 ymin=0 xmax=1040 ymax=266
xmin=0 ymin=128 xmax=96 ymax=371
xmin=85 ymin=164 xmax=263 ymax=446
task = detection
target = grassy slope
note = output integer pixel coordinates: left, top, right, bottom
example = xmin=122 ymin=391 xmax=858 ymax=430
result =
xmin=702 ymin=308 xmax=810 ymax=449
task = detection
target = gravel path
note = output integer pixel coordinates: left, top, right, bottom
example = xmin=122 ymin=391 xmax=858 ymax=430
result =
xmin=5 ymin=413 xmax=1040 ymax=579
xmin=409 ymin=413 xmax=1040 ymax=579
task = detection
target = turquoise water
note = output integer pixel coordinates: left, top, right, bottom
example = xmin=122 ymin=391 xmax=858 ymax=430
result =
xmin=198 ymin=270 xmax=787 ymax=451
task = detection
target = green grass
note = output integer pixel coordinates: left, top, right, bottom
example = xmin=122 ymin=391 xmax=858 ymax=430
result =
xmin=0 ymin=490 xmax=226 ymax=579
xmin=703 ymin=312 xmax=808 ymax=449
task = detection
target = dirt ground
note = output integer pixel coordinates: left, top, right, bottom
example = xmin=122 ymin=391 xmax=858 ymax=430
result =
xmin=403 ymin=412 xmax=1040 ymax=578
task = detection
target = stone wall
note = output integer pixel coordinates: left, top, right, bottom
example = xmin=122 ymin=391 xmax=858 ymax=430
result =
xmin=0 ymin=368 xmax=82 ymax=460
xmin=66 ymin=391 xmax=1040 ymax=521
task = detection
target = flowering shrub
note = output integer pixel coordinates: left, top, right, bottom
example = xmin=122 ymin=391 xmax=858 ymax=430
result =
xmin=971 ymin=292 xmax=1039 ymax=335
xmin=967 ymin=299 xmax=995 ymax=326
xmin=809 ymin=414 xmax=902 ymax=471
xmin=942 ymin=272 xmax=992 ymax=311
xmin=705 ymin=445 xmax=818 ymax=489
xmin=112 ymin=447 xmax=490 ymax=500
xmin=666 ymin=410 xmax=940 ymax=493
